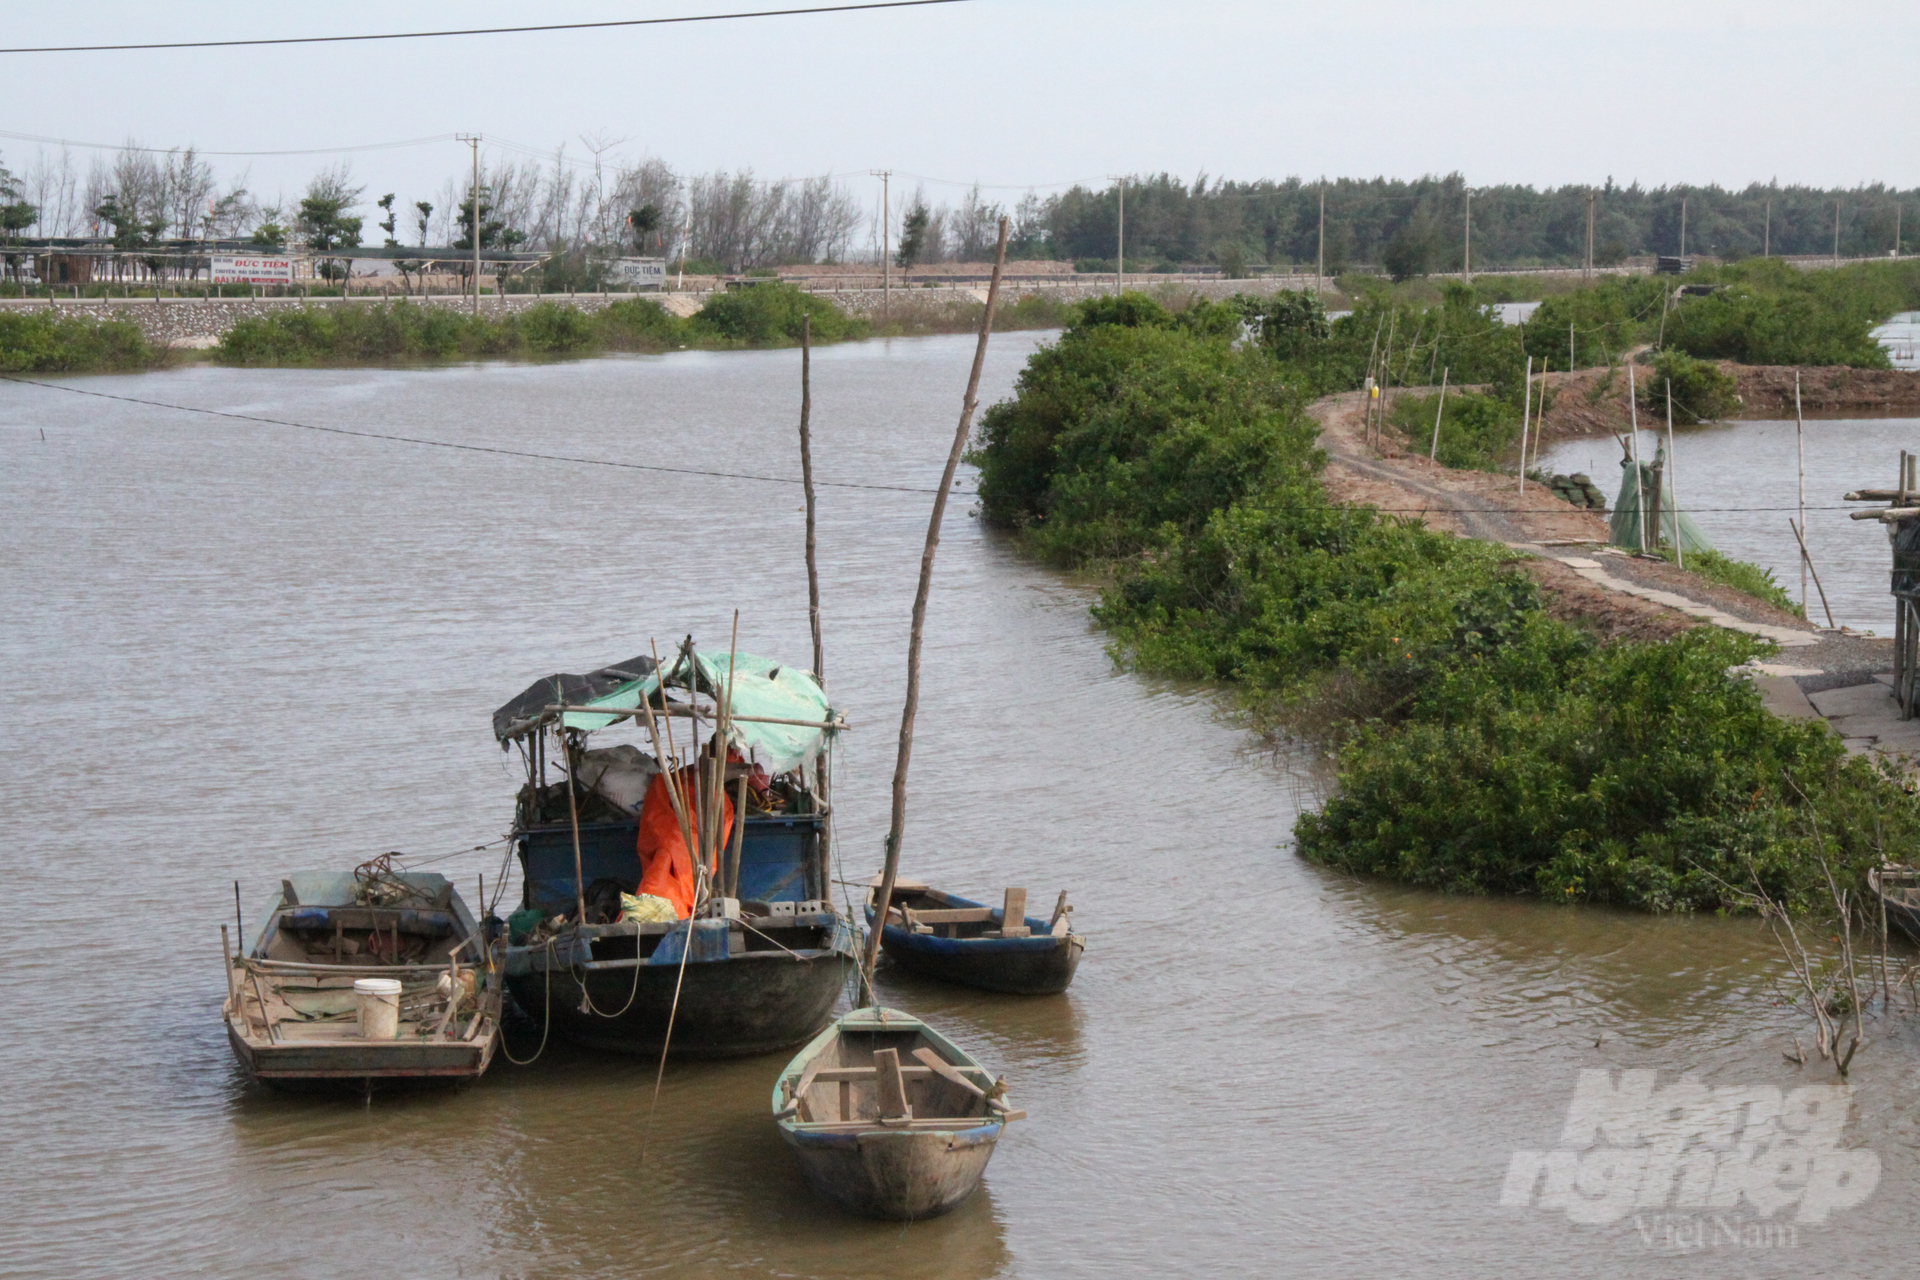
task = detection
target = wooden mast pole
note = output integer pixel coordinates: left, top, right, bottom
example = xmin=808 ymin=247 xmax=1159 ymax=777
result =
xmin=799 ymin=313 xmax=823 ymax=682
xmin=796 ymin=310 xmax=833 ymax=886
xmin=859 ymin=215 xmax=1011 ymax=1004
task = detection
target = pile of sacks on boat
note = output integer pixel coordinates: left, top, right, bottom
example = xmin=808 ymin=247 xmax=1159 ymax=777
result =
xmin=1539 ymin=472 xmax=1609 ymax=511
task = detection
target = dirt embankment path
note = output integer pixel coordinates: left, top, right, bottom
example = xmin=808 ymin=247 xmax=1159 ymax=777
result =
xmin=1311 ymin=390 xmax=1851 ymax=649
xmin=1311 ymin=392 xmax=1700 ymax=643
xmin=1531 ymin=362 xmax=1920 ymax=448
xmin=1312 ymin=386 xmax=1905 ymax=761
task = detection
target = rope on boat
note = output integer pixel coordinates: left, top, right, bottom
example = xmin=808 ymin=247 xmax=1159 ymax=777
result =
xmin=499 ymin=937 xmax=555 ymax=1067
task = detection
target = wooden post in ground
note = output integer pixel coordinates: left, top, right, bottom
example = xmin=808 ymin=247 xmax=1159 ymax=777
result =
xmin=860 ymin=217 xmax=1012 ymax=1002
xmin=1429 ymin=367 xmax=1449 ymax=461
xmin=1515 ymin=356 xmax=1533 ymax=497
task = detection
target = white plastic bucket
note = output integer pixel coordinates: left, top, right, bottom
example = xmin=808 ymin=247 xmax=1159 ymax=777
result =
xmin=353 ymin=978 xmax=403 ymax=1040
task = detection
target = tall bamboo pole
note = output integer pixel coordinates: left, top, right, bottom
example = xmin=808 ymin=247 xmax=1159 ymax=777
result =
xmin=1429 ymin=367 xmax=1449 ymax=461
xmin=799 ymin=314 xmax=823 ymax=682
xmin=860 ymin=216 xmax=1011 ymax=1003
xmin=1628 ymin=361 xmax=1646 ymax=552
xmin=1666 ymin=379 xmax=1683 ymax=570
xmin=1796 ymin=371 xmax=1807 ymax=610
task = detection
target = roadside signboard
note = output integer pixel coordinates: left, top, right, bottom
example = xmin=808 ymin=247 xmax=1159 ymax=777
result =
xmin=603 ymin=257 xmax=667 ymax=289
xmin=211 ymin=254 xmax=294 ymax=283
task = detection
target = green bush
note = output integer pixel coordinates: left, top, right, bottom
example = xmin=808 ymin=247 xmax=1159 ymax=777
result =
xmin=690 ymin=282 xmax=866 ymax=345
xmin=598 ymin=298 xmax=689 ymax=348
xmin=1662 ymin=258 xmax=1894 ymax=367
xmin=971 ymin=322 xmax=1317 ymax=562
xmin=972 ymin=302 xmax=1920 ymax=914
xmin=1066 ymin=291 xmax=1175 ymax=331
xmin=1389 ymin=388 xmax=1519 ymax=470
xmin=1294 ymin=627 xmax=1910 ymax=912
xmin=1525 ymin=276 xmax=1668 ymax=368
xmin=1641 ymin=350 xmax=1739 ymax=423
xmin=0 ymin=311 xmax=155 ymax=372
xmin=215 ymin=295 xmax=861 ymax=364
xmin=513 ymin=301 xmax=597 ymax=353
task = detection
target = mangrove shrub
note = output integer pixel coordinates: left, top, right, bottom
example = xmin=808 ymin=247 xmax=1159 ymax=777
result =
xmin=974 ymin=313 xmax=1920 ymax=913
xmin=0 ymin=311 xmax=154 ymax=372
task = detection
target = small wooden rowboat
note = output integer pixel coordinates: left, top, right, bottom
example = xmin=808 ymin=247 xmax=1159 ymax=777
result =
xmin=225 ymin=869 xmax=501 ymax=1089
xmin=864 ymin=880 xmax=1085 ymax=995
xmin=1871 ymin=865 xmax=1920 ymax=945
xmin=773 ymin=1006 xmax=1022 ymax=1219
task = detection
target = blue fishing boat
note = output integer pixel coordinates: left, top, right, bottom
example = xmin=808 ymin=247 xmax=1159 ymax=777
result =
xmin=865 ymin=880 xmax=1084 ymax=995
xmin=494 ymin=642 xmax=859 ymax=1058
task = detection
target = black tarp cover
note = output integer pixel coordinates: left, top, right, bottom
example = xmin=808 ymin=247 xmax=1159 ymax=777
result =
xmin=492 ymin=655 xmax=657 ymax=742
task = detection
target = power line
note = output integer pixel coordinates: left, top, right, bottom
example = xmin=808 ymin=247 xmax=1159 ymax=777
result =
xmin=0 ymin=375 xmax=1874 ymax=515
xmin=0 ymin=0 xmax=972 ymax=54
xmin=0 ymin=376 xmax=963 ymax=494
xmin=0 ymin=128 xmax=456 ymax=157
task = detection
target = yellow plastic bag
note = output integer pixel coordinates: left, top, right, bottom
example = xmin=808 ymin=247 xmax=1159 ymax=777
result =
xmin=620 ymin=892 xmax=679 ymax=923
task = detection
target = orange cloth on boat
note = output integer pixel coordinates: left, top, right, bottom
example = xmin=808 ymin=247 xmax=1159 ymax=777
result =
xmin=634 ymin=765 xmax=734 ymax=920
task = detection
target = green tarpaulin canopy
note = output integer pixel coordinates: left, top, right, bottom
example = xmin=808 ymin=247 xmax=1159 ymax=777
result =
xmin=547 ymin=649 xmax=833 ymax=775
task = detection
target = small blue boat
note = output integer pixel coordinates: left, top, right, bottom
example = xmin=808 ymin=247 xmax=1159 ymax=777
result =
xmin=864 ymin=880 xmax=1085 ymax=995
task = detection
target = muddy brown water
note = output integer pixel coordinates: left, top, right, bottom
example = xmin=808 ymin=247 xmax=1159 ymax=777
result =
xmin=3 ymin=339 xmax=1916 ymax=1277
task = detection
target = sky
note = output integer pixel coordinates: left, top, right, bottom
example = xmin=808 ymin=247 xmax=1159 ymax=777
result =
xmin=3 ymin=0 xmax=1917 ymax=221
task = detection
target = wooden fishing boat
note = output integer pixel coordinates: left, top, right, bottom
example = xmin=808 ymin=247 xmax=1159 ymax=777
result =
xmin=865 ymin=880 xmax=1085 ymax=995
xmin=494 ymin=643 xmax=858 ymax=1058
xmin=1871 ymin=865 xmax=1920 ymax=944
xmin=224 ymin=867 xmax=501 ymax=1089
xmin=773 ymin=1006 xmax=1022 ymax=1219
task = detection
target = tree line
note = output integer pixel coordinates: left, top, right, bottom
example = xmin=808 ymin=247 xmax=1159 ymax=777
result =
xmin=1029 ymin=174 xmax=1919 ymax=275
xmin=6 ymin=143 xmax=1917 ymax=279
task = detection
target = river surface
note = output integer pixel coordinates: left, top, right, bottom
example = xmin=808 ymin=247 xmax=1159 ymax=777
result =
xmin=4 ymin=338 xmax=1916 ymax=1278
xmin=1540 ymin=417 xmax=1920 ymax=633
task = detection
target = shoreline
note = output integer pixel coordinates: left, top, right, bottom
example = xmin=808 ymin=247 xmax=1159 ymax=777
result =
xmin=1532 ymin=361 xmax=1920 ymax=446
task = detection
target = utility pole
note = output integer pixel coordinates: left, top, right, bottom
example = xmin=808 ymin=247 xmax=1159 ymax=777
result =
xmin=457 ymin=133 xmax=480 ymax=317
xmin=1317 ymin=182 xmax=1325 ymax=293
xmin=1115 ymin=176 xmax=1125 ymax=293
xmin=1897 ymin=203 xmax=1904 ymax=258
xmin=1585 ymin=189 xmax=1595 ymax=280
xmin=676 ymin=203 xmax=691 ymax=290
xmin=1679 ymin=194 xmax=1687 ymax=259
xmin=871 ymin=169 xmax=891 ymax=322
xmin=1764 ymin=197 xmax=1771 ymax=257
xmin=1834 ymin=198 xmax=1842 ymax=266
xmin=1463 ymin=187 xmax=1473 ymax=282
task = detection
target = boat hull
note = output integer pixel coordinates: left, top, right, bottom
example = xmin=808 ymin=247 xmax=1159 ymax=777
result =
xmin=772 ymin=1008 xmax=1010 ymax=1219
xmin=507 ymin=949 xmax=853 ymax=1057
xmin=876 ymin=925 xmax=1084 ymax=995
xmin=1873 ymin=868 xmax=1920 ymax=945
xmin=226 ymin=1019 xmax=497 ymax=1091
xmin=779 ymin=1122 xmax=1000 ymax=1219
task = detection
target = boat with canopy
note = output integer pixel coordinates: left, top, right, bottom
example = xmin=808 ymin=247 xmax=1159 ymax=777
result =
xmin=494 ymin=637 xmax=858 ymax=1058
